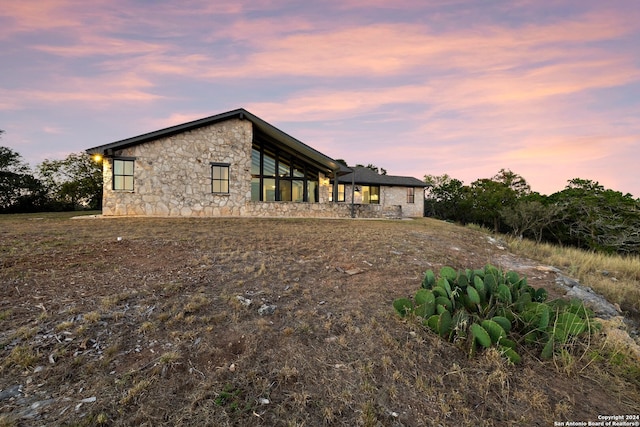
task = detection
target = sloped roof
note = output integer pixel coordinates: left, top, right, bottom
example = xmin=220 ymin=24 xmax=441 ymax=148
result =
xmin=86 ymin=108 xmax=351 ymax=176
xmin=338 ymin=166 xmax=426 ymax=187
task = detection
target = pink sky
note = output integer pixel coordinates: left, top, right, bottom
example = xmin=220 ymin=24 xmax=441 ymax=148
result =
xmin=2 ymin=0 xmax=639 ymax=197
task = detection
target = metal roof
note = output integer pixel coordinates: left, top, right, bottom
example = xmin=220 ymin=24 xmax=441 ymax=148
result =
xmin=86 ymin=108 xmax=351 ymax=176
xmin=338 ymin=166 xmax=426 ymax=187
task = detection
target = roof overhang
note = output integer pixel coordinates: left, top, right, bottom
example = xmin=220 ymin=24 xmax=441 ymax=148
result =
xmin=86 ymin=108 xmax=351 ymax=176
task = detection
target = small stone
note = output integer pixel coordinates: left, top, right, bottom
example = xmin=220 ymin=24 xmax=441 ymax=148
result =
xmin=257 ymin=397 xmax=270 ymax=405
xmin=229 ymin=363 xmax=236 ymax=372
xmin=236 ymin=296 xmax=252 ymax=307
xmin=258 ymin=304 xmax=276 ymax=316
xmin=345 ymin=268 xmax=363 ymax=276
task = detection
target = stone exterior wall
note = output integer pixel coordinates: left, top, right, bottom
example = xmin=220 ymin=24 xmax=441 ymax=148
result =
xmin=380 ymin=186 xmax=424 ymax=217
xmin=102 ymin=119 xmax=254 ymax=217
xmin=342 ymin=184 xmax=424 ymax=218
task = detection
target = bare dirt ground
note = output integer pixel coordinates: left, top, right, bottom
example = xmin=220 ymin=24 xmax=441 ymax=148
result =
xmin=0 ymin=214 xmax=638 ymax=426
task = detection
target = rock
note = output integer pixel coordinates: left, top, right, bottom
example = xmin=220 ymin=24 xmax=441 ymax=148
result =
xmin=555 ymin=274 xmax=620 ymax=319
xmin=536 ymin=265 xmax=562 ymax=273
xmin=258 ymin=304 xmax=276 ymax=316
xmin=0 ymin=384 xmax=23 ymax=401
xmin=236 ymin=295 xmax=252 ymax=307
xmin=345 ymin=268 xmax=364 ymax=276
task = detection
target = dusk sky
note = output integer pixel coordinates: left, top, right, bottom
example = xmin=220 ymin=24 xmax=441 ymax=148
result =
xmin=2 ymin=0 xmax=639 ymax=197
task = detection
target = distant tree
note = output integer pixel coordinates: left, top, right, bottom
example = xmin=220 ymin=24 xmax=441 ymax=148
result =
xmin=37 ymin=152 xmax=103 ymax=210
xmin=467 ymin=180 xmax=512 ymax=232
xmin=334 ymin=159 xmax=348 ymax=167
xmin=492 ymin=169 xmax=531 ymax=196
xmin=500 ymin=195 xmax=563 ymax=242
xmin=0 ymin=143 xmax=48 ymax=213
xmin=548 ymin=179 xmax=640 ymax=253
xmin=424 ymin=174 xmax=470 ymax=221
xmin=465 ymin=170 xmax=531 ymax=232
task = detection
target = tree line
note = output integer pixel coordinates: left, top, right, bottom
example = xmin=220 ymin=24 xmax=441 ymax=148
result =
xmin=424 ymin=169 xmax=640 ymax=255
xmin=1 ymin=132 xmax=102 ymax=213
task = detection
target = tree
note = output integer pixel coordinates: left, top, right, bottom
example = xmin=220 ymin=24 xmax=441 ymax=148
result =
xmin=548 ymin=179 xmax=640 ymax=253
xmin=37 ymin=152 xmax=103 ymax=210
xmin=424 ymin=174 xmax=470 ymax=221
xmin=492 ymin=169 xmax=531 ymax=197
xmin=0 ymin=143 xmax=48 ymax=213
xmin=500 ymin=196 xmax=563 ymax=242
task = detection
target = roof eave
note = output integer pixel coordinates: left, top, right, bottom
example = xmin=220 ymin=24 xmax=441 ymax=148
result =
xmin=85 ymin=108 xmax=348 ymax=175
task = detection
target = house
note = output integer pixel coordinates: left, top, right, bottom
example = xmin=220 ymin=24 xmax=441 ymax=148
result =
xmin=86 ymin=108 xmax=425 ymax=218
xmin=334 ymin=166 xmax=426 ymax=218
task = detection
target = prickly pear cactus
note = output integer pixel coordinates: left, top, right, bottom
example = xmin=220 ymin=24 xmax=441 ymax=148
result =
xmin=393 ymin=264 xmax=598 ymax=363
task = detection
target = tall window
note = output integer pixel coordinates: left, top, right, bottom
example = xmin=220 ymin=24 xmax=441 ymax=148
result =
xmin=407 ymin=187 xmax=415 ymax=203
xmin=211 ymin=163 xmax=230 ymax=193
xmin=251 ymin=143 xmax=319 ymax=202
xmin=113 ymin=158 xmax=134 ymax=191
xmin=329 ymin=184 xmax=345 ymax=202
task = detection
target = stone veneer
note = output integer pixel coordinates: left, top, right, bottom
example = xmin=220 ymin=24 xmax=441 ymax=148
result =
xmin=102 ymin=118 xmax=255 ymax=217
xmin=244 ymin=201 xmax=402 ymax=219
xmin=101 ymin=118 xmax=406 ymax=219
xmin=343 ymin=185 xmax=424 ymax=218
xmin=380 ymin=186 xmax=424 ymax=217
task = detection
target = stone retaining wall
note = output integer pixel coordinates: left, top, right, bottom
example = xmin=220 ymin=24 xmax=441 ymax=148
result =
xmin=243 ymin=202 xmax=400 ymax=218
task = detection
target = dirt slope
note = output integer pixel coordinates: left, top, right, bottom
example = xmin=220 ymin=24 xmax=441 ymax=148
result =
xmin=0 ymin=214 xmax=638 ymax=426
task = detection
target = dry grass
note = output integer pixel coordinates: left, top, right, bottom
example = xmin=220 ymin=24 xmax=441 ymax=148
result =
xmin=0 ymin=212 xmax=638 ymax=426
xmin=506 ymin=236 xmax=640 ymax=314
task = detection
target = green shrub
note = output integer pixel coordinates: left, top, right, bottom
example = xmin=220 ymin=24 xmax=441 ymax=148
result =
xmin=394 ymin=264 xmax=599 ymax=363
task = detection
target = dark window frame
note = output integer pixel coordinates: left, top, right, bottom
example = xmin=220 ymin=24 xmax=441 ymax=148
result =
xmin=407 ymin=187 xmax=415 ymax=204
xmin=251 ymin=142 xmax=319 ymax=202
xmin=359 ymin=185 xmax=380 ymax=204
xmin=112 ymin=157 xmax=135 ymax=191
xmin=329 ymin=183 xmax=345 ymax=202
xmin=210 ymin=162 xmax=230 ymax=194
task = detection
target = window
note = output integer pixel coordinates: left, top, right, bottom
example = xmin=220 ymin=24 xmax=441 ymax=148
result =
xmin=407 ymin=187 xmax=415 ymax=203
xmin=329 ymin=183 xmax=345 ymax=202
xmin=251 ymin=142 xmax=319 ymax=202
xmin=360 ymin=185 xmax=380 ymax=204
xmin=113 ymin=158 xmax=134 ymax=191
xmin=211 ymin=163 xmax=230 ymax=193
